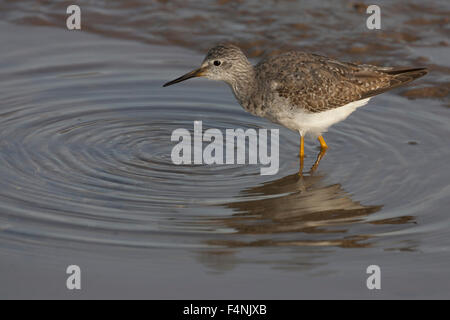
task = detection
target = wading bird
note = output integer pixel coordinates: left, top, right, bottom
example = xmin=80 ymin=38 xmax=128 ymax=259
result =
xmin=164 ymin=44 xmax=427 ymax=174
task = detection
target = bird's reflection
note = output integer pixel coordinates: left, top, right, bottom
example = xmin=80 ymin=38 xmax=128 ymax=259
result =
xmin=196 ymin=172 xmax=415 ymax=272
xmin=209 ymin=172 xmax=382 ymax=239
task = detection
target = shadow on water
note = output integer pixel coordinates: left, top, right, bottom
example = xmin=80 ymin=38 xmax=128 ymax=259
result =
xmin=206 ymin=172 xmax=408 ymax=246
xmin=195 ymin=171 xmax=419 ymax=273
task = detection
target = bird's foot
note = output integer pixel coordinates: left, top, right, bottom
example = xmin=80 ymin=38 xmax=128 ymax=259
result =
xmin=309 ymin=148 xmax=327 ymax=174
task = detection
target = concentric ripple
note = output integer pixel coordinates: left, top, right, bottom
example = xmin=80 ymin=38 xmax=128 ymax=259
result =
xmin=0 ymin=23 xmax=450 ymax=256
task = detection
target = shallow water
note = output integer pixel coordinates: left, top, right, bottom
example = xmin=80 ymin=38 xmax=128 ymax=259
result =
xmin=0 ymin=1 xmax=450 ymax=299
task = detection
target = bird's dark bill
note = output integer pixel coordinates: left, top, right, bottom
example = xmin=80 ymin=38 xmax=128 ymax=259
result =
xmin=163 ymin=68 xmax=205 ymax=87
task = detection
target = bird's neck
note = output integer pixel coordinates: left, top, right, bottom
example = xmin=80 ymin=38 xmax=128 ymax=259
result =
xmin=227 ymin=64 xmax=257 ymax=106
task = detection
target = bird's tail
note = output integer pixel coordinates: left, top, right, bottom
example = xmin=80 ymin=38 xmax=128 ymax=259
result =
xmin=360 ymin=67 xmax=428 ymax=99
xmin=383 ymin=67 xmax=428 ymax=87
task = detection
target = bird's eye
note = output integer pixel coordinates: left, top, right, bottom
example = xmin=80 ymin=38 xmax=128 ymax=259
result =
xmin=213 ymin=60 xmax=221 ymax=66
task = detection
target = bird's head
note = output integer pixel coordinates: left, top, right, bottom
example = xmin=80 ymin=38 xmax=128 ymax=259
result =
xmin=163 ymin=44 xmax=253 ymax=87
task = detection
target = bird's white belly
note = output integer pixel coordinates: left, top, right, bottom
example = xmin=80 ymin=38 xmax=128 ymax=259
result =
xmin=277 ymin=98 xmax=370 ymax=136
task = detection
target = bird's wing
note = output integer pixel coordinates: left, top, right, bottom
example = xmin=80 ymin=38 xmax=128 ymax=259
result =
xmin=256 ymin=52 xmax=410 ymax=113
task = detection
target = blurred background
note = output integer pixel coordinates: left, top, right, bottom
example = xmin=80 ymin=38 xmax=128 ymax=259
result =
xmin=0 ymin=0 xmax=449 ymax=299
xmin=1 ymin=0 xmax=449 ymax=98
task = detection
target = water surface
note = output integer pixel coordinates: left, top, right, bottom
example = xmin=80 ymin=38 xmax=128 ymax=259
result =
xmin=0 ymin=1 xmax=449 ymax=299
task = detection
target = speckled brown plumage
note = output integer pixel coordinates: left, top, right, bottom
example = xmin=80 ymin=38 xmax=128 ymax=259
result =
xmin=163 ymin=44 xmax=428 ymax=171
xmin=255 ymin=51 xmax=427 ymax=114
xmin=164 ymin=43 xmax=427 ymax=134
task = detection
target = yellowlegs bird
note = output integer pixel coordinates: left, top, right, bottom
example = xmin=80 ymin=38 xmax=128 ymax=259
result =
xmin=163 ymin=44 xmax=427 ymax=173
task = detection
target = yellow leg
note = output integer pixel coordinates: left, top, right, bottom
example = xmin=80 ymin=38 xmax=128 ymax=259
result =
xmin=318 ymin=135 xmax=328 ymax=150
xmin=299 ymin=135 xmax=304 ymax=176
xmin=310 ymin=135 xmax=328 ymax=172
